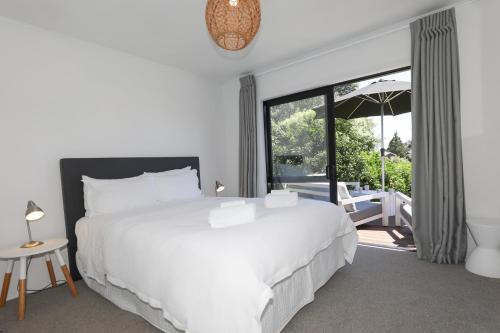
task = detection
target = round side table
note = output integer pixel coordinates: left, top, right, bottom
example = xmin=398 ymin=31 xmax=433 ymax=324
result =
xmin=0 ymin=238 xmax=78 ymax=320
xmin=466 ymin=218 xmax=500 ymax=279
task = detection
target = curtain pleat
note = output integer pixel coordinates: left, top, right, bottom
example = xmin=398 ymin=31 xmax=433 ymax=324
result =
xmin=239 ymin=75 xmax=258 ymax=197
xmin=410 ymin=8 xmax=467 ymax=263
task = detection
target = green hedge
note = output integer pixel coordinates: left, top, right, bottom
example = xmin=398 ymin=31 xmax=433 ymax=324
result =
xmin=358 ymin=151 xmax=412 ymax=195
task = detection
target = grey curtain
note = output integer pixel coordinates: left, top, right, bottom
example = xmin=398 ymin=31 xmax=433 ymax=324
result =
xmin=239 ymin=75 xmax=257 ymax=197
xmin=410 ymin=8 xmax=467 ymax=264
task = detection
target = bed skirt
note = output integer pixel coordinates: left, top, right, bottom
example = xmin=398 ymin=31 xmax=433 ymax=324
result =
xmin=77 ymin=232 xmax=354 ymax=333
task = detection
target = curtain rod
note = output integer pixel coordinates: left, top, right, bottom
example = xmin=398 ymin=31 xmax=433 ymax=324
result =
xmin=240 ymin=0 xmax=477 ymax=79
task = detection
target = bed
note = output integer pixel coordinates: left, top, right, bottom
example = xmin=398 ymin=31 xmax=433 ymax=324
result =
xmin=60 ymin=157 xmax=358 ymax=333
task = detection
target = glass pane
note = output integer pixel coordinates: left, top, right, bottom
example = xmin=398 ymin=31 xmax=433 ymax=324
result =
xmin=269 ymin=95 xmax=330 ymax=201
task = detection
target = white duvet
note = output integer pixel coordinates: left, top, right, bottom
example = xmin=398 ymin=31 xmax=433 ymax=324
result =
xmin=76 ymin=197 xmax=357 ymax=333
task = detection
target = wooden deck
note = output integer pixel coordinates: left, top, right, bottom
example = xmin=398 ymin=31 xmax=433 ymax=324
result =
xmin=356 ymin=217 xmax=416 ymax=251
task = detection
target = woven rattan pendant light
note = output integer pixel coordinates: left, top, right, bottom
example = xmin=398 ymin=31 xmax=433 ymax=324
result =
xmin=206 ymin=0 xmax=261 ymax=51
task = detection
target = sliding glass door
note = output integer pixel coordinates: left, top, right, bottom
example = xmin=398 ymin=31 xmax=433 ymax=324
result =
xmin=264 ymin=87 xmax=337 ymax=203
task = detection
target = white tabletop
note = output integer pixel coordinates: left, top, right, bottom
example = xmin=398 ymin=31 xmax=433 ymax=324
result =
xmin=0 ymin=238 xmax=68 ymax=259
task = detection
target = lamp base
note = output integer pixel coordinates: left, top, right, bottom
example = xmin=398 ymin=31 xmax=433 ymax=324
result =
xmin=20 ymin=241 xmax=44 ymax=249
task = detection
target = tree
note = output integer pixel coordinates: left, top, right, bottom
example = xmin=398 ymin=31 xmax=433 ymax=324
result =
xmin=270 ymin=96 xmax=324 ymax=122
xmin=333 ymin=83 xmax=379 ymax=182
xmin=335 ymin=82 xmax=358 ymax=97
xmin=405 ymin=140 xmax=412 ymax=161
xmin=270 ymin=83 xmax=360 ymax=175
xmin=335 ymin=118 xmax=376 ymax=182
xmin=359 ymin=151 xmax=412 ymax=196
xmin=271 ymin=109 xmax=327 ymax=174
xmin=384 ymin=156 xmax=412 ymax=195
xmin=387 ymin=132 xmax=408 ymax=159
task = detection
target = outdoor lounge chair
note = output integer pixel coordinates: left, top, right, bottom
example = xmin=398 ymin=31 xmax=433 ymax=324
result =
xmin=337 ymin=182 xmax=389 ymax=226
xmin=395 ymin=192 xmax=413 ymax=231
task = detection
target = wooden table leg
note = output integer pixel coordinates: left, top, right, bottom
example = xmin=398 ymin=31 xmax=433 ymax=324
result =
xmin=45 ymin=254 xmax=57 ymax=288
xmin=18 ymin=257 xmax=27 ymax=321
xmin=0 ymin=260 xmax=14 ymax=307
xmin=54 ymin=249 xmax=78 ymax=297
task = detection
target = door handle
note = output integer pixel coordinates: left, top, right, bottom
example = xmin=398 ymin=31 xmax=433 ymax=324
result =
xmin=326 ymin=165 xmax=331 ymax=180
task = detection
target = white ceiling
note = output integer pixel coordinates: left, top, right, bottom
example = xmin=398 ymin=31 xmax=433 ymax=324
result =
xmin=0 ymin=0 xmax=464 ymax=81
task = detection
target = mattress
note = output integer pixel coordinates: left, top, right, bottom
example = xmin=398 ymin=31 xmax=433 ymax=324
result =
xmin=77 ymin=235 xmax=351 ymax=333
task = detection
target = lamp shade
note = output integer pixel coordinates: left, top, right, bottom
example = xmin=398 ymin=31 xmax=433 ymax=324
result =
xmin=206 ymin=0 xmax=261 ymax=51
xmin=25 ymin=201 xmax=45 ymax=221
xmin=215 ymin=181 xmax=225 ymax=193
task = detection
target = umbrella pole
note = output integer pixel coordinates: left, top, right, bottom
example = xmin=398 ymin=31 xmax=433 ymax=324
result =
xmin=380 ymin=103 xmax=385 ymax=191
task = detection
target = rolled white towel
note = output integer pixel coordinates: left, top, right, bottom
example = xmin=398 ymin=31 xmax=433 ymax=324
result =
xmin=265 ymin=191 xmax=298 ymax=208
xmin=209 ymin=203 xmax=256 ymax=229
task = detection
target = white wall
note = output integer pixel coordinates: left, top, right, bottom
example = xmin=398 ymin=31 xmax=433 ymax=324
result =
xmin=219 ymin=78 xmax=241 ymax=197
xmin=220 ymin=0 xmax=500 ymax=222
xmin=461 ymin=0 xmax=500 ymax=219
xmin=0 ymin=16 xmax=223 ymax=300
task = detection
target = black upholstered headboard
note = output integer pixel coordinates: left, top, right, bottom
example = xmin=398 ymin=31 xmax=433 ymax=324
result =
xmin=59 ymin=157 xmax=200 ymax=280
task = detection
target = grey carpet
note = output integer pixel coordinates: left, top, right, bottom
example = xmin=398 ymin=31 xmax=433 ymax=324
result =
xmin=1 ymin=246 xmax=499 ymax=333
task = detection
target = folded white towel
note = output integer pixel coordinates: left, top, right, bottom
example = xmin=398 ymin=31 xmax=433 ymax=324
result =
xmin=209 ymin=203 xmax=256 ymax=229
xmin=265 ymin=192 xmax=298 ymax=208
xmin=220 ymin=200 xmax=246 ymax=208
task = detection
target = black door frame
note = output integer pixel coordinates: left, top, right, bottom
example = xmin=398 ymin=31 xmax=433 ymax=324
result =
xmin=263 ymin=85 xmax=337 ymax=204
xmin=263 ymin=66 xmax=411 ymax=204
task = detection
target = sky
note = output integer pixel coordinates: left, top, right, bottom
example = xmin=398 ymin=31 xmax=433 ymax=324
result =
xmin=356 ymin=70 xmax=412 ymax=148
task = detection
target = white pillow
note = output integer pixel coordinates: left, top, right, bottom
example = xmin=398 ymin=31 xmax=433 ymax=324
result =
xmin=82 ymin=174 xmax=156 ymax=216
xmin=83 ymin=174 xmax=142 ymax=215
xmin=144 ymin=166 xmax=191 ymax=176
xmin=148 ymin=169 xmax=202 ymax=202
